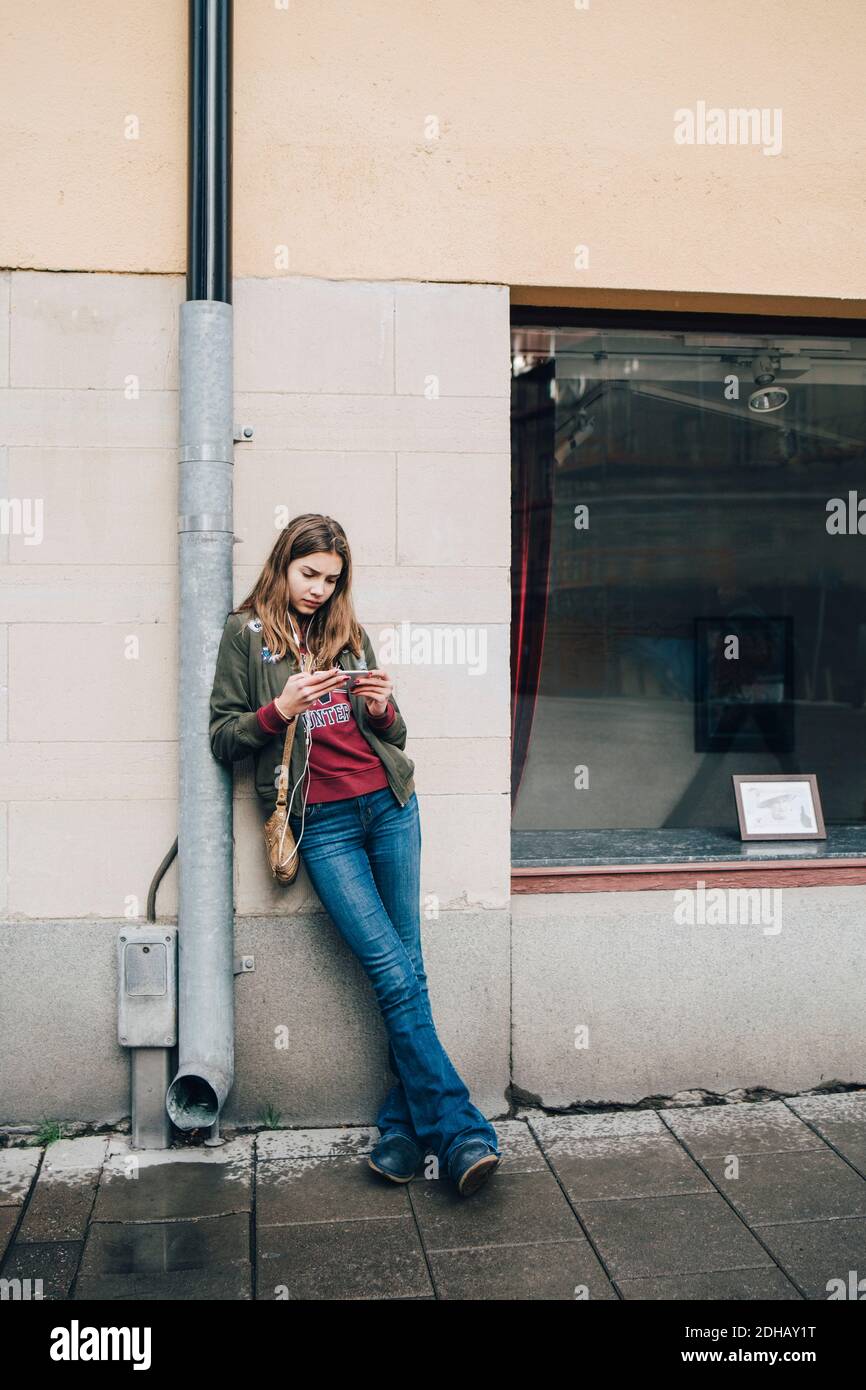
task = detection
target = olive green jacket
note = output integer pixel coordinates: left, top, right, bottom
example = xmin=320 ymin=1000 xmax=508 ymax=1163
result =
xmin=209 ymin=609 xmax=416 ymax=816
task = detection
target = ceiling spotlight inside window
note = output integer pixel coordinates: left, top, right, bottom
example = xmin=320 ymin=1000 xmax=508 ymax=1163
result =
xmin=749 ymin=384 xmax=789 ymax=412
xmin=748 ymin=355 xmax=789 ymax=412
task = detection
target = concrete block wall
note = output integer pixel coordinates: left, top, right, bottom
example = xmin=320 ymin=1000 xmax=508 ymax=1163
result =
xmin=0 ymin=270 xmax=513 ymax=1126
xmin=512 ymin=884 xmax=866 ymax=1105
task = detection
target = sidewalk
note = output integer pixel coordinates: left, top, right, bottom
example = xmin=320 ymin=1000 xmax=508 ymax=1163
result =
xmin=1 ymin=1093 xmax=865 ymax=1300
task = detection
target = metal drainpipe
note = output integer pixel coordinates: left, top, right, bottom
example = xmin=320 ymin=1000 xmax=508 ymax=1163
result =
xmin=166 ymin=0 xmax=235 ymax=1140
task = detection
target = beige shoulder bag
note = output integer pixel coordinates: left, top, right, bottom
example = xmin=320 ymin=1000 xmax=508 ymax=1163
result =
xmin=263 ymin=712 xmax=302 ymax=884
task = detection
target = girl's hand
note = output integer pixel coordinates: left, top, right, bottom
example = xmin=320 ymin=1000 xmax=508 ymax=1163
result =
xmin=275 ymin=667 xmax=347 ymax=719
xmin=348 ymin=668 xmax=394 ymax=718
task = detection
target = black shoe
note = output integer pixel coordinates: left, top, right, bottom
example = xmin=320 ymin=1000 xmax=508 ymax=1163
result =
xmin=448 ymin=1139 xmax=502 ymax=1197
xmin=368 ymin=1132 xmax=423 ymax=1184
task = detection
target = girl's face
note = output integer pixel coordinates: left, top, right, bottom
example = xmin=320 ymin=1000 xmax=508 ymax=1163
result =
xmin=288 ymin=550 xmax=344 ymax=616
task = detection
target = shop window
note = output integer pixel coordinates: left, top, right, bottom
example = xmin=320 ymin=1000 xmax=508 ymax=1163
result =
xmin=511 ymin=311 xmax=866 ymax=867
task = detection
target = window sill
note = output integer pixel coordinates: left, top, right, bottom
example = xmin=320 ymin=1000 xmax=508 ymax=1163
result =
xmin=511 ymin=825 xmax=866 ymax=893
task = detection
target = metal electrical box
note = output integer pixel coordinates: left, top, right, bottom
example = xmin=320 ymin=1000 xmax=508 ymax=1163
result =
xmin=117 ymin=927 xmax=177 ymax=1048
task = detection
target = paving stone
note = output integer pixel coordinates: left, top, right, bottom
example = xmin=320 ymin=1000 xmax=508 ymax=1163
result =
xmin=661 ymin=1101 xmax=825 ymax=1158
xmin=74 ymin=1266 xmax=252 ymax=1300
xmin=0 ymin=1206 xmax=20 ymax=1261
xmin=816 ymin=1141 xmax=866 ymax=1179
xmin=40 ymin=1137 xmax=109 ymax=1171
xmin=410 ymin=1169 xmax=579 ymax=1252
xmin=428 ymin=1239 xmax=617 ymax=1300
xmin=93 ymin=1139 xmax=252 ymax=1222
xmin=257 ymin=1154 xmax=412 ymax=1225
xmin=786 ymin=1094 xmax=866 ymax=1175
xmin=256 ymin=1127 xmax=378 ymax=1160
xmin=16 ymin=1138 xmax=107 ymax=1243
xmin=0 ymin=1146 xmax=42 ymax=1204
xmin=753 ymin=1217 xmax=866 ymax=1300
xmin=825 ymin=1143 xmax=866 ymax=1179
xmin=257 ymin=1215 xmax=432 ymax=1299
xmin=2 ymin=1241 xmax=82 ymax=1299
xmin=17 ymin=1180 xmax=96 ymax=1244
xmin=576 ymin=1192 xmax=773 ymax=1279
xmin=486 ymin=1120 xmax=548 ymax=1174
xmin=106 ymin=1133 xmax=252 ymax=1166
xmin=529 ymin=1109 xmax=667 ymax=1151
xmin=78 ymin=1211 xmax=250 ymax=1280
xmin=618 ymin=1267 xmax=803 ymax=1300
xmin=704 ymin=1149 xmax=866 ymax=1224
xmin=787 ymin=1091 xmax=866 ymax=1127
xmin=549 ymin=1135 xmax=714 ymax=1201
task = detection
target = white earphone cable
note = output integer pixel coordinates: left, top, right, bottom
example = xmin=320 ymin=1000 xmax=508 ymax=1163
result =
xmin=277 ymin=608 xmax=314 ymax=866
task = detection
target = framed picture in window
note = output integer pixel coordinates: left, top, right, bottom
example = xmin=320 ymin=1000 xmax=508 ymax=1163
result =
xmin=732 ymin=773 xmax=826 ymax=841
xmin=695 ymin=616 xmax=794 ymax=753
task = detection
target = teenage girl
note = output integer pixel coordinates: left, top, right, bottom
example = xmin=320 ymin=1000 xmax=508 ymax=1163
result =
xmin=209 ymin=513 xmax=501 ymax=1197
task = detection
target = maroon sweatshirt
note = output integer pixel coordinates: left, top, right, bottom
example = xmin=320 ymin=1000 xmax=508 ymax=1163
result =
xmin=255 ymin=621 xmax=396 ymax=804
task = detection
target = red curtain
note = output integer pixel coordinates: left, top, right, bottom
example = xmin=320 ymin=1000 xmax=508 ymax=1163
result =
xmin=511 ymin=360 xmax=555 ymax=807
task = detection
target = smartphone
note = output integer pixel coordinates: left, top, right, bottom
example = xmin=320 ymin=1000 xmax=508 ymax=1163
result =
xmin=341 ymin=671 xmax=379 ymax=693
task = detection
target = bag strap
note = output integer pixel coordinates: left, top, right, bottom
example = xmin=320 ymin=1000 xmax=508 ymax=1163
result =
xmin=242 ymin=614 xmax=302 ymax=814
xmin=274 ymin=712 xmax=299 ymax=811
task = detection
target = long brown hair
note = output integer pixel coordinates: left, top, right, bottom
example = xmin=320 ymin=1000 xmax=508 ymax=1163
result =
xmin=234 ymin=514 xmax=363 ymax=669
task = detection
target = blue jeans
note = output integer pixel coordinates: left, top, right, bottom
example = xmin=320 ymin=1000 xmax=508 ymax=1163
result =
xmin=288 ymin=785 xmax=499 ymax=1172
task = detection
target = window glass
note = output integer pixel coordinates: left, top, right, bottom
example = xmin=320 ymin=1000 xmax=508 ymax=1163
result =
xmin=511 ymin=318 xmax=866 ymax=851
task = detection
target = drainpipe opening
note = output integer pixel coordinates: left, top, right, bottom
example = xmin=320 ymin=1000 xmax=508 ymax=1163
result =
xmin=166 ymin=1071 xmax=221 ymax=1130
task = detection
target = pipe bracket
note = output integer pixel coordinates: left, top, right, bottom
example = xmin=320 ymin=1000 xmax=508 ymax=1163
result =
xmin=177 ymin=513 xmax=234 ymax=533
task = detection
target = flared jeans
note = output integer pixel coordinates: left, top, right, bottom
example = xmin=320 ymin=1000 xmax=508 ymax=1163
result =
xmin=288 ymin=785 xmax=499 ymax=1172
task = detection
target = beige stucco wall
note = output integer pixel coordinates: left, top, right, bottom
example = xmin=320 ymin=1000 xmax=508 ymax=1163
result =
xmin=0 ymin=269 xmax=511 ymax=923
xmin=1 ymin=0 xmax=864 ymax=297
